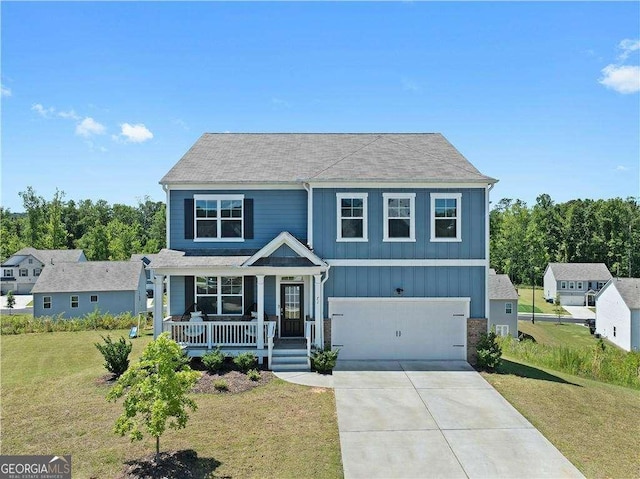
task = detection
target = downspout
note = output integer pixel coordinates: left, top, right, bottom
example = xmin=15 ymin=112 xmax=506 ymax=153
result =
xmin=319 ymin=264 xmax=330 ymax=347
xmin=485 ymin=183 xmax=495 ymax=331
xmin=303 ymin=182 xmax=313 ymax=250
xmin=163 ymin=184 xmax=170 ymax=249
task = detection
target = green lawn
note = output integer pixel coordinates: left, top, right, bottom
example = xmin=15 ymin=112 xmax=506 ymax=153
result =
xmin=517 ymin=320 xmax=597 ymax=348
xmin=482 ymin=358 xmax=640 ymax=479
xmin=1 ymin=330 xmax=342 ymax=479
xmin=516 ymin=286 xmax=570 ymax=315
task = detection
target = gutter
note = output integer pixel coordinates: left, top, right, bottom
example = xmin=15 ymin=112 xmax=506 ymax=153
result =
xmin=303 ymin=182 xmax=313 ymax=250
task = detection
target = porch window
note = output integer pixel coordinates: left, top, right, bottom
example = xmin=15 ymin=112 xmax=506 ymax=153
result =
xmin=19 ymin=269 xmax=28 ymax=277
xmin=336 ymin=193 xmax=368 ymax=241
xmin=43 ymin=296 xmax=51 ymax=309
xmin=431 ymin=193 xmax=462 ymax=242
xmin=71 ymin=295 xmax=79 ymax=308
xmin=383 ymin=193 xmax=415 ymax=241
xmin=195 ymin=276 xmax=243 ymax=315
xmin=194 ymin=194 xmax=243 ymax=241
xmin=505 ymin=302 xmax=513 ymax=314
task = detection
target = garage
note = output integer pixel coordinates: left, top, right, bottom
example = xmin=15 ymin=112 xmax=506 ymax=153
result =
xmin=329 ymin=297 xmax=469 ymax=361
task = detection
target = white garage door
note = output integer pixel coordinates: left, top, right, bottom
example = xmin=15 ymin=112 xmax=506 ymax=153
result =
xmin=330 ymin=298 xmax=469 ymax=361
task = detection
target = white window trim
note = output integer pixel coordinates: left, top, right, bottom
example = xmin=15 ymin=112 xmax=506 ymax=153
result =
xmin=505 ymin=302 xmax=513 ymax=314
xmin=195 ymin=276 xmax=244 ymax=316
xmin=569 ymin=281 xmax=575 ymax=290
xmin=430 ymin=192 xmax=462 ymax=242
xmin=19 ymin=269 xmax=28 ymax=277
xmin=577 ymin=281 xmax=583 ymax=290
xmin=90 ymin=295 xmax=99 ymax=303
xmin=43 ymin=296 xmax=52 ymax=309
xmin=70 ymin=295 xmax=79 ymax=308
xmin=495 ymin=325 xmax=509 ymax=337
xmin=560 ymin=281 xmax=567 ymax=290
xmin=336 ymin=193 xmax=368 ymax=242
xmin=382 ymin=193 xmax=416 ymax=242
xmin=34 ymin=268 xmax=42 ymax=276
xmin=3 ymin=269 xmax=13 ymax=277
xmin=193 ymin=194 xmax=244 ymax=242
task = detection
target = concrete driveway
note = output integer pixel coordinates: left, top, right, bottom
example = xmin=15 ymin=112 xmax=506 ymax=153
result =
xmin=334 ymin=360 xmax=584 ymax=479
xmin=562 ymin=306 xmax=595 ymax=320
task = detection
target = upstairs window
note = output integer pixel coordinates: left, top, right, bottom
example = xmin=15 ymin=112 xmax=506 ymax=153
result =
xmin=34 ymin=268 xmax=42 ymax=276
xmin=505 ymin=302 xmax=513 ymax=314
xmin=560 ymin=281 xmax=567 ymax=290
xmin=337 ymin=193 xmax=368 ymax=242
xmin=90 ymin=295 xmax=98 ymax=303
xmin=431 ymin=193 xmax=462 ymax=242
xmin=3 ymin=269 xmax=13 ymax=277
xmin=383 ymin=193 xmax=415 ymax=242
xmin=577 ymin=281 xmax=583 ymax=290
xmin=19 ymin=269 xmax=28 ymax=277
xmin=569 ymin=281 xmax=575 ymax=290
xmin=194 ymin=195 xmax=244 ymax=241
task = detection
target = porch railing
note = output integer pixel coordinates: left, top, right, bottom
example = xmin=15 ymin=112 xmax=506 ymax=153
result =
xmin=304 ymin=320 xmax=315 ymax=369
xmin=163 ymin=319 xmax=276 ymax=350
xmin=266 ymin=321 xmax=276 ymax=369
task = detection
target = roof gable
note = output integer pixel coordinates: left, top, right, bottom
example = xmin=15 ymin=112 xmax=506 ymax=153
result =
xmin=599 ymin=278 xmax=640 ymax=310
xmin=547 ymin=263 xmax=612 ymax=281
xmin=243 ymin=232 xmax=326 ymax=267
xmin=160 ymin=133 xmax=496 ymax=185
xmin=488 ymin=274 xmax=519 ymax=300
xmin=8 ymin=248 xmax=85 ymax=266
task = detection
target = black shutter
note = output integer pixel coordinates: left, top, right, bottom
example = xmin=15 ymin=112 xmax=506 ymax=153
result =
xmin=244 ymin=276 xmax=255 ymax=315
xmin=184 ymin=198 xmax=194 ymax=239
xmin=244 ymin=198 xmax=254 ymax=239
xmin=185 ymin=276 xmax=195 ymax=311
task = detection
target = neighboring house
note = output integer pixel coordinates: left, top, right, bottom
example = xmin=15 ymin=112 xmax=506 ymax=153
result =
xmin=595 ymin=278 xmax=640 ymax=352
xmin=1 ymin=248 xmax=86 ymax=295
xmin=32 ymin=261 xmax=146 ymax=319
xmin=150 ymin=133 xmax=496 ymax=370
xmin=131 ymin=253 xmax=162 ymax=296
xmin=543 ymin=263 xmax=612 ymax=306
xmin=488 ymin=269 xmax=518 ymax=338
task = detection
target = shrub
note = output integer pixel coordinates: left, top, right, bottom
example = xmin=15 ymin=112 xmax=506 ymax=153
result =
xmin=95 ymin=335 xmax=133 ymax=377
xmin=246 ymin=369 xmax=261 ymax=381
xmin=233 ymin=352 xmax=257 ymax=373
xmin=1 ymin=311 xmax=139 ymax=335
xmin=311 ymin=348 xmax=339 ymax=374
xmin=213 ymin=379 xmax=228 ymax=391
xmin=476 ymin=330 xmax=502 ymax=371
xmin=202 ymin=348 xmax=225 ymax=373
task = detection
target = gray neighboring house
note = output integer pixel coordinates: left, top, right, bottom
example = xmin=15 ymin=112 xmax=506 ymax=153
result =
xmin=488 ymin=269 xmax=519 ymax=338
xmin=595 ymin=278 xmax=640 ymax=352
xmin=543 ymin=263 xmax=612 ymax=306
xmin=32 ymin=261 xmax=146 ymax=318
xmin=1 ymin=248 xmax=86 ymax=295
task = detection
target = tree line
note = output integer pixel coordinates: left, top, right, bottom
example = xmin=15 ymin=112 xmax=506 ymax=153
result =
xmin=1 ymin=187 xmax=166 ymax=262
xmin=490 ymin=194 xmax=640 ymax=285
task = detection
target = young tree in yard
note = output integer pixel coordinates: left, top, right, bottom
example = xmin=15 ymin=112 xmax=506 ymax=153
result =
xmin=5 ymin=290 xmax=15 ymax=314
xmin=106 ymin=333 xmax=200 ymax=456
xmin=554 ymin=293 xmax=563 ymax=325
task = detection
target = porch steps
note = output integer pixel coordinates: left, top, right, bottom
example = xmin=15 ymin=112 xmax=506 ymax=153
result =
xmin=270 ymin=347 xmax=309 ymax=372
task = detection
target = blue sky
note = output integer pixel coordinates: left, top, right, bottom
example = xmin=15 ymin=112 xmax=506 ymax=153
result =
xmin=1 ymin=1 xmax=639 ymax=212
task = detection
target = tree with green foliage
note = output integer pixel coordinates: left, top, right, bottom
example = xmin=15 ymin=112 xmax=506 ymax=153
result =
xmin=106 ymin=333 xmax=200 ymax=456
xmin=554 ymin=293 xmax=563 ymax=325
xmin=5 ymin=290 xmax=16 ymax=314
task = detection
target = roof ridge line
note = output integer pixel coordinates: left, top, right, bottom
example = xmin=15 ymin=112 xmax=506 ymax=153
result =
xmin=308 ymin=135 xmax=384 ymax=179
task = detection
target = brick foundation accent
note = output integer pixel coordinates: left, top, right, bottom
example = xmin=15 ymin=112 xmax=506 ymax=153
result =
xmin=323 ymin=319 xmax=332 ymax=350
xmin=467 ymin=318 xmax=488 ymax=365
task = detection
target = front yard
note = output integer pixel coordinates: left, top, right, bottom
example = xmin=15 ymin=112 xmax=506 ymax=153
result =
xmin=0 ymin=330 xmax=342 ymax=478
xmin=516 ymin=286 xmax=570 ymax=315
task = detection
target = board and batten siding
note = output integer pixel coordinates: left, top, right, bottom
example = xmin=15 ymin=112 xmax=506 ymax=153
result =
xmin=324 ymin=266 xmax=486 ymax=318
xmin=312 ymin=188 xmax=486 ymax=260
xmin=169 ymin=189 xmax=307 ymax=251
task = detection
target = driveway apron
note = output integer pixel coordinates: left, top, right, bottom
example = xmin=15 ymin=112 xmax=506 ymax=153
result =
xmin=334 ymin=360 xmax=584 ymax=479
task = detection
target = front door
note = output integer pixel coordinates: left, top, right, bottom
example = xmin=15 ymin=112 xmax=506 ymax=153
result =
xmin=280 ymin=284 xmax=304 ymax=337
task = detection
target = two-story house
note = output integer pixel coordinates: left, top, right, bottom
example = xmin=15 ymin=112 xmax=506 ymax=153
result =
xmin=150 ymin=133 xmax=496 ymax=370
xmin=1 ymin=248 xmax=86 ymax=295
xmin=543 ymin=263 xmax=612 ymax=306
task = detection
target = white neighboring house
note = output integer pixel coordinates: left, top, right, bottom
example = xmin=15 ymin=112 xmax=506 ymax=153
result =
xmin=1 ymin=248 xmax=87 ymax=295
xmin=488 ymin=269 xmax=519 ymax=338
xmin=595 ymin=278 xmax=640 ymax=352
xmin=543 ymin=263 xmax=612 ymax=307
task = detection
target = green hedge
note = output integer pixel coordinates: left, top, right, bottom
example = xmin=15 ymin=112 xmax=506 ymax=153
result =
xmin=499 ymin=336 xmax=640 ymax=390
xmin=1 ymin=310 xmax=148 ymax=335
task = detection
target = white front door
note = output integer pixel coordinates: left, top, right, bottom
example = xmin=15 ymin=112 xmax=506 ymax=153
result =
xmin=329 ymin=298 xmax=469 ymax=360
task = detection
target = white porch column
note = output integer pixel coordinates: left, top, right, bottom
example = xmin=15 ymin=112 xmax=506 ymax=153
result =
xmin=256 ymin=275 xmax=265 ymax=350
xmin=314 ymin=274 xmax=323 ymax=349
xmin=153 ymin=274 xmax=165 ymax=338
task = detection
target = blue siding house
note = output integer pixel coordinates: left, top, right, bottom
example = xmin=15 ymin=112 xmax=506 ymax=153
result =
xmin=151 ymin=133 xmax=497 ymax=370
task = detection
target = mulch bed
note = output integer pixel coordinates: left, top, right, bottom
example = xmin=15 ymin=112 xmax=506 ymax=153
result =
xmin=190 ymin=358 xmax=275 ymax=394
xmin=118 ymin=449 xmax=223 ymax=479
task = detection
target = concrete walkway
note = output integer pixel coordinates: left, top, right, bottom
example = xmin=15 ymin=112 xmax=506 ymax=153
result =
xmin=332 ymin=360 xmax=584 ymax=479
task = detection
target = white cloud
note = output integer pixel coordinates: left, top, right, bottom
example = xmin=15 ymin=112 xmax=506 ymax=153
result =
xmin=271 ymin=97 xmax=291 ymax=109
xmin=32 ymin=103 xmax=55 ymax=118
xmin=599 ymin=64 xmax=640 ymax=94
xmin=1 ymin=84 xmax=11 ymax=97
xmin=401 ymin=77 xmax=421 ymax=93
xmin=615 ymin=165 xmax=630 ymax=172
xmin=58 ymin=109 xmax=80 ymax=120
xmin=117 ymin=123 xmax=153 ymax=143
xmin=618 ymin=39 xmax=640 ymax=61
xmin=75 ymin=117 xmax=106 ymax=137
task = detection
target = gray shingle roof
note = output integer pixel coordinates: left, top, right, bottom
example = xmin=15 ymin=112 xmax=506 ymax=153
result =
xmin=5 ymin=248 xmax=85 ymax=266
xmin=547 ymin=263 xmax=613 ymax=281
xmin=608 ymin=278 xmax=640 ymax=310
xmin=149 ymin=249 xmax=250 ymax=269
xmin=489 ymin=274 xmax=519 ymax=300
xmin=160 ymin=133 xmax=496 ymax=185
xmin=31 ymin=261 xmax=143 ymax=294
